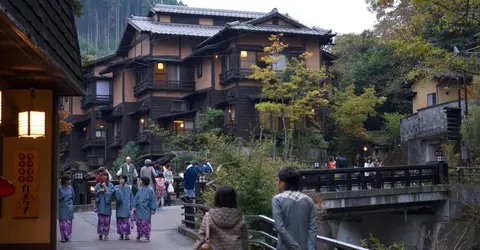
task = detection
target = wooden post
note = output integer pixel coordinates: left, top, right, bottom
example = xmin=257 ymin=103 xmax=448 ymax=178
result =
xmin=346 ymin=172 xmax=352 ymax=191
xmin=404 ymin=169 xmax=410 ymax=187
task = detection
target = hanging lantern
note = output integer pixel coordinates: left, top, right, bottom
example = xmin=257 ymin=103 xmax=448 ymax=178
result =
xmin=240 ymin=51 xmax=248 ymax=58
xmin=157 ymin=62 xmax=164 ymax=70
xmin=18 ymin=89 xmax=45 ymax=139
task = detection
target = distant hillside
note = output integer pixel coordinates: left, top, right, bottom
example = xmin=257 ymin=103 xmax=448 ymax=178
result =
xmin=75 ymin=0 xmax=183 ymax=58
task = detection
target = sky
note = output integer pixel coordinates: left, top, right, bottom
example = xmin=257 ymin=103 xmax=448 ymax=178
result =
xmin=182 ymin=0 xmax=378 ymax=34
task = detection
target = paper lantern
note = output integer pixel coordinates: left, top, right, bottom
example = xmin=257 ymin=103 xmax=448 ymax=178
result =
xmin=0 ymin=176 xmax=15 ymax=197
xmin=18 ymin=89 xmax=45 ymax=139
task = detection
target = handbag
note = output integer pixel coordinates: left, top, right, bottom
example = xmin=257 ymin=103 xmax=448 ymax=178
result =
xmin=201 ymin=212 xmax=213 ymax=250
xmin=167 ymin=182 xmax=174 ymax=193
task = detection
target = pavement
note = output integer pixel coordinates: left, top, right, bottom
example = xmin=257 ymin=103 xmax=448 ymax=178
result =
xmin=57 ymin=205 xmax=194 ymax=250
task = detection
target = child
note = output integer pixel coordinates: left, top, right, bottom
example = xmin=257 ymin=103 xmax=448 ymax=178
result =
xmin=155 ymin=173 xmax=167 ymax=211
xmin=94 ymin=172 xmax=114 ymax=240
xmin=132 ymin=176 xmax=157 ymax=242
xmin=115 ymin=175 xmax=134 ymax=240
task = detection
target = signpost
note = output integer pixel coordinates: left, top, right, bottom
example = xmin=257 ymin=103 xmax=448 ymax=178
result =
xmin=12 ymin=150 xmax=39 ymax=218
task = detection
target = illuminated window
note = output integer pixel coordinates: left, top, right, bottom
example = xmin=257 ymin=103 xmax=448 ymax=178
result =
xmin=174 ymin=120 xmax=184 ymax=132
xmin=95 ymin=120 xmax=105 ymax=138
xmin=227 ymin=105 xmax=236 ymax=123
xmin=139 ymin=116 xmax=148 ymax=133
xmin=240 ymin=51 xmax=248 ymax=58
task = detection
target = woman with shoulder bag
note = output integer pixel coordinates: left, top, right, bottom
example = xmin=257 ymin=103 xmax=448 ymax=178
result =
xmin=194 ymin=186 xmax=248 ymax=250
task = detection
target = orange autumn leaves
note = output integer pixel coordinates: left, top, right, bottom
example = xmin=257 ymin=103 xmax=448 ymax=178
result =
xmin=59 ymin=110 xmax=73 ymax=134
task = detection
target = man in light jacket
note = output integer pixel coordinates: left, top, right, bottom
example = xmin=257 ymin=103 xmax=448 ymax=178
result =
xmin=272 ymin=167 xmax=317 ymax=250
xmin=116 ymin=156 xmax=138 ymax=187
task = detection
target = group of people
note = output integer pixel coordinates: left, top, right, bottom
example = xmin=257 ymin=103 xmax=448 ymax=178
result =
xmin=59 ymin=156 xmax=176 ymax=243
xmin=194 ymin=167 xmax=317 ymax=250
xmin=59 ymin=172 xmax=157 ymax=243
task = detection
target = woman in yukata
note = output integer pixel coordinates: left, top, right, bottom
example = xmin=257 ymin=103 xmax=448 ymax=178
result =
xmin=58 ymin=174 xmax=75 ymax=243
xmin=132 ymin=176 xmax=157 ymax=242
xmin=115 ymin=175 xmax=134 ymax=240
xmin=95 ymin=171 xmax=115 ymax=240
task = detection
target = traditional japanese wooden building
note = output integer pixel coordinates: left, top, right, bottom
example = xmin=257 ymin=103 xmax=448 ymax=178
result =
xmin=60 ymin=4 xmax=336 ymax=169
xmin=0 ymin=0 xmax=83 ymax=249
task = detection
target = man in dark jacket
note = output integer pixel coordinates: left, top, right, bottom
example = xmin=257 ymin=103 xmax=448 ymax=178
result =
xmin=272 ymin=167 xmax=317 ymax=250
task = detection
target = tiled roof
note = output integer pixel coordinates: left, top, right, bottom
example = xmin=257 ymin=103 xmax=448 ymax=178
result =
xmin=150 ymin=4 xmax=265 ymax=19
xmin=226 ymin=21 xmax=333 ymax=36
xmin=129 ymin=16 xmax=223 ymax=37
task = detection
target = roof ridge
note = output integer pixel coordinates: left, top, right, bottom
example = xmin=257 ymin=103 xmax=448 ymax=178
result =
xmin=151 ymin=4 xmax=266 ymax=14
xmin=130 ymin=18 xmax=223 ymax=29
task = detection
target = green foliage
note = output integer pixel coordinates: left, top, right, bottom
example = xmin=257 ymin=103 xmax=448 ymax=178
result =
xmin=250 ymin=34 xmax=329 ymax=159
xmin=461 ymin=104 xmax=480 ymax=158
xmin=361 ymin=234 xmax=405 ymax=250
xmin=332 ymin=85 xmax=386 ymax=138
xmin=441 ymin=142 xmax=460 ymax=168
xmin=292 ymin=127 xmax=328 ymax=163
xmin=113 ymin=141 xmax=140 ymax=175
xmin=203 ymin=134 xmax=281 ymax=216
xmin=199 ymin=108 xmax=224 ymax=133
xmin=73 ymin=0 xmax=83 ymax=17
xmin=367 ymin=112 xmax=406 ymax=147
xmin=366 ymin=0 xmax=480 ymax=79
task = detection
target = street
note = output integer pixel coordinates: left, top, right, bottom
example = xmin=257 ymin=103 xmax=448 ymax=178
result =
xmin=57 ymin=206 xmax=194 ymax=250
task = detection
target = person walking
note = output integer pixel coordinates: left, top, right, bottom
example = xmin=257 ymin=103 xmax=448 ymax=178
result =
xmin=272 ymin=167 xmax=317 ymax=250
xmin=115 ymin=175 xmax=134 ymax=240
xmin=364 ymin=157 xmax=376 ymax=189
xmin=132 ymin=176 xmax=157 ymax=243
xmin=163 ymin=163 xmax=174 ymax=206
xmin=356 ymin=154 xmax=367 ymax=190
xmin=140 ymin=159 xmax=156 ymax=193
xmin=155 ymin=172 xmax=167 ymax=211
xmin=116 ymin=157 xmax=138 ymax=187
xmin=95 ymin=172 xmax=115 ymax=240
xmin=194 ymin=186 xmax=248 ymax=250
xmin=58 ymin=174 xmax=75 ymax=243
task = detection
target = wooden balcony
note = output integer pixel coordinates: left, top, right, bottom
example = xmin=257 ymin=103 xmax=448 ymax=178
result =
xmin=81 ymin=95 xmax=111 ymax=109
xmin=107 ymin=135 xmax=121 ymax=148
xmin=134 ymin=80 xmax=195 ymax=96
xmin=59 ymin=141 xmax=69 ymax=153
xmin=219 ymin=68 xmax=253 ymax=84
xmin=82 ymin=137 xmax=105 ymax=150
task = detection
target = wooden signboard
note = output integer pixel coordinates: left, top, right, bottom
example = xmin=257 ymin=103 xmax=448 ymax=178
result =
xmin=12 ymin=150 xmax=39 ymax=218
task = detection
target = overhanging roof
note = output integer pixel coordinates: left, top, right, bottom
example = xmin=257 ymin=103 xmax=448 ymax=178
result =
xmin=129 ymin=16 xmax=223 ymax=37
xmin=155 ymin=109 xmax=199 ymax=120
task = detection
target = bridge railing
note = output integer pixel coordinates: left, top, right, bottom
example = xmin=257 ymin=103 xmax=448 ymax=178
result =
xmin=180 ymin=203 xmax=369 ymax=250
xmin=299 ymin=163 xmax=448 ymax=192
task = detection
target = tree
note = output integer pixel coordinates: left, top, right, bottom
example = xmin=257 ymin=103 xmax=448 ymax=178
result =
xmin=367 ymin=112 xmax=406 ymax=148
xmin=59 ymin=110 xmax=73 ymax=135
xmin=199 ymin=108 xmax=224 ymax=133
xmin=249 ymin=34 xmax=329 ymax=159
xmin=332 ymin=85 xmax=386 ymax=139
xmin=113 ymin=141 xmax=140 ymax=175
xmin=365 ymin=0 xmax=480 ymax=80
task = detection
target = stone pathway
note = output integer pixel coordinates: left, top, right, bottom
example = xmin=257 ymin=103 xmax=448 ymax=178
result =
xmin=57 ymin=206 xmax=194 ymax=250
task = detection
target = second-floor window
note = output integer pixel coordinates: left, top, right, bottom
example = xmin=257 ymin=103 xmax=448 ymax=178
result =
xmin=222 ymin=54 xmax=233 ymax=72
xmin=427 ymin=93 xmax=437 ymax=106
xmin=96 ymin=120 xmax=105 ymax=138
xmin=96 ymin=80 xmax=110 ymax=100
xmin=155 ymin=63 xmax=179 ymax=82
xmin=273 ymin=54 xmax=287 ymax=71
